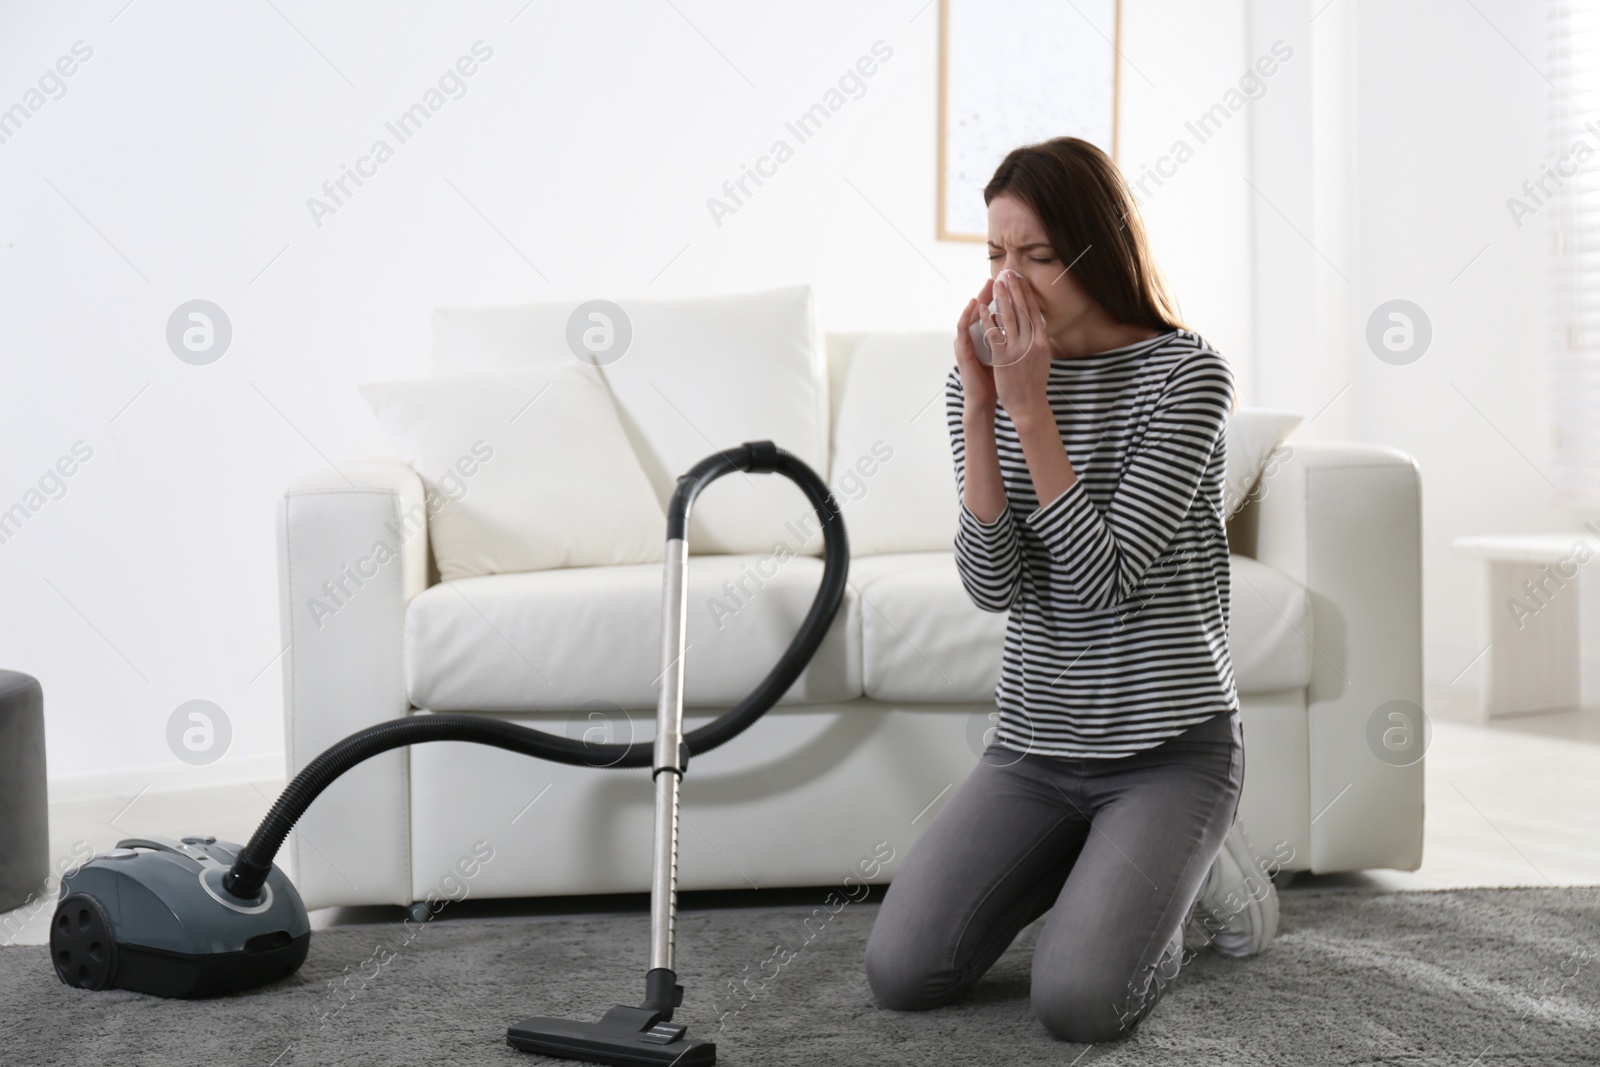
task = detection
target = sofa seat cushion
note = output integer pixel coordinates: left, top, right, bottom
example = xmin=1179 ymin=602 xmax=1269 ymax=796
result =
xmin=852 ymin=551 xmax=1312 ymax=703
xmin=404 ymin=554 xmax=861 ymax=712
xmin=1226 ymin=553 xmax=1314 ymax=693
xmin=851 ymin=552 xmax=1009 ymax=703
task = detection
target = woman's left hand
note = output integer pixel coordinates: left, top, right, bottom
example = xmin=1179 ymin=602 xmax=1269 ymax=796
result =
xmin=989 ymin=269 xmax=1051 ymax=421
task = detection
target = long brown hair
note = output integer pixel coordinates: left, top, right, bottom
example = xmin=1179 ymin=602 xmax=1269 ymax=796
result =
xmin=983 ymin=136 xmax=1183 ymax=334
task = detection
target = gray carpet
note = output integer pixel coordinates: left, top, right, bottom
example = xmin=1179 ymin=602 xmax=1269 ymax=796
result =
xmin=3 ymin=886 xmax=1598 ymax=1065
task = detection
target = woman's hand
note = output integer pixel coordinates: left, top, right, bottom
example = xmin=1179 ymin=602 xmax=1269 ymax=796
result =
xmin=955 ymin=277 xmax=998 ymax=412
xmin=989 ymin=269 xmax=1052 ymax=423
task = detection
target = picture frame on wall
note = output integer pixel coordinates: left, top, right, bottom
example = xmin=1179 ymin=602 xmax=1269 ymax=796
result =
xmin=937 ymin=0 xmax=1121 ymax=242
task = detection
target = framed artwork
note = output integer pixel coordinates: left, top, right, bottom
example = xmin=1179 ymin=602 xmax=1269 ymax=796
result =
xmin=937 ymin=0 xmax=1121 ymax=242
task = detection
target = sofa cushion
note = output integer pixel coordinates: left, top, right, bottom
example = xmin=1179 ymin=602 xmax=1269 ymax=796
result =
xmin=431 ymin=285 xmax=828 ymax=557
xmin=826 ymin=333 xmax=1306 ymax=551
xmin=1225 ymin=408 xmax=1303 ymax=518
xmin=1226 ymin=553 xmax=1314 ymax=693
xmin=826 ymin=333 xmax=960 ymax=555
xmin=404 ymin=553 xmax=860 ymax=712
xmin=851 ymin=552 xmax=1007 ymax=702
xmin=851 ymin=551 xmax=1312 ymax=703
xmin=360 ymin=366 xmax=665 ymax=580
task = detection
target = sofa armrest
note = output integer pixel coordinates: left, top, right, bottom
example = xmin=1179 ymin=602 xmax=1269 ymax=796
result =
xmin=1250 ymin=439 xmax=1424 ymax=873
xmin=276 ymin=459 xmax=431 ymax=908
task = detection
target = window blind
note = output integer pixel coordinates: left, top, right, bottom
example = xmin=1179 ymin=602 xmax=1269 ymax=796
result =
xmin=1550 ymin=0 xmax=1600 ymax=507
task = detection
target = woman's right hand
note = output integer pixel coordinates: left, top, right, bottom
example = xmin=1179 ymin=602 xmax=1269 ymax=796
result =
xmin=955 ymin=276 xmax=998 ymax=412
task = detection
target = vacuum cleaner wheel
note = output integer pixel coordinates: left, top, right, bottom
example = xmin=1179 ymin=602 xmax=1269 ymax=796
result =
xmin=52 ymin=893 xmax=119 ymax=991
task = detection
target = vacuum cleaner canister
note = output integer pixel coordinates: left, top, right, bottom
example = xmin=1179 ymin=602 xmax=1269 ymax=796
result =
xmin=51 ymin=836 xmax=309 ymax=998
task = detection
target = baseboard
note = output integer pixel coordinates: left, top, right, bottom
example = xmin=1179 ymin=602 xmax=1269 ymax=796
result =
xmin=47 ymin=753 xmax=286 ymax=805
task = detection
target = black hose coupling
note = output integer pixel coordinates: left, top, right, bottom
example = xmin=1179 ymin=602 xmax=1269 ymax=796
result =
xmin=736 ymin=439 xmax=782 ymax=472
xmin=222 ymin=858 xmax=271 ymax=901
xmin=643 ymin=967 xmax=683 ymax=1018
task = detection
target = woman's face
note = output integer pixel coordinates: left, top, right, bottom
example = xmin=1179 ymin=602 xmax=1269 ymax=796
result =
xmin=986 ymin=192 xmax=1096 ymax=343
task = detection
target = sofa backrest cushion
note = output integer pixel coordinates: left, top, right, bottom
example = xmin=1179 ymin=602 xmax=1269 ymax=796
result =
xmin=826 ymin=332 xmax=1301 ymax=555
xmin=432 ymin=285 xmax=827 ymax=556
xmin=826 ymin=332 xmax=960 ymax=555
xmin=1224 ymin=408 xmax=1303 ymax=519
xmin=360 ymin=366 xmax=666 ymax=579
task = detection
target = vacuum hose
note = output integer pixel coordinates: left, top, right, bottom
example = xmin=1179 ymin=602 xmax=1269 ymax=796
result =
xmin=224 ymin=440 xmax=848 ymax=900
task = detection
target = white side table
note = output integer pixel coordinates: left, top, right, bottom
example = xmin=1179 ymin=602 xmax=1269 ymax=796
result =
xmin=1452 ymin=534 xmax=1591 ymax=717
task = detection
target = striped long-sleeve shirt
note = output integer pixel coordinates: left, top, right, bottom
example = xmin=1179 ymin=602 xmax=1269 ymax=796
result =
xmin=948 ymin=328 xmax=1239 ymax=758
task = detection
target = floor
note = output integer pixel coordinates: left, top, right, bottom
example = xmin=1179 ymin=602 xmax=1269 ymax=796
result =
xmin=6 ymin=680 xmax=1600 ymax=947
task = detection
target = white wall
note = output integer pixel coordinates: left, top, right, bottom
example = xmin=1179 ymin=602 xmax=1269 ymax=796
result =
xmin=1246 ymin=0 xmax=1354 ymax=442
xmin=1238 ymin=0 xmax=1600 ymax=707
xmin=1344 ymin=0 xmax=1599 ymax=702
xmin=0 ymin=1 xmax=1258 ymax=795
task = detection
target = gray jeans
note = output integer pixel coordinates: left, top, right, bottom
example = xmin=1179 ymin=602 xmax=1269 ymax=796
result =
xmin=864 ymin=708 xmax=1245 ymax=1043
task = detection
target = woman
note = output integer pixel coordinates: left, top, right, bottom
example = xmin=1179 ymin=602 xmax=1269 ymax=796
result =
xmin=863 ymin=136 xmax=1278 ymax=1043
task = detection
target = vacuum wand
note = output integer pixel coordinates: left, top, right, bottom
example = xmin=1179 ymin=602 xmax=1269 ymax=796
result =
xmin=507 ymin=439 xmax=849 ymax=1065
xmin=648 ymin=534 xmax=690 ymax=990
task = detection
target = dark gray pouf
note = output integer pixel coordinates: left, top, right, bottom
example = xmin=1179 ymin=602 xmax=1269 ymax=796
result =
xmin=0 ymin=671 xmax=48 ymax=914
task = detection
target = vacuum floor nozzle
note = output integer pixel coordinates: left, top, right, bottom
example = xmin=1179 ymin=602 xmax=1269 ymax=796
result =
xmin=507 ymin=1004 xmax=715 ymax=1066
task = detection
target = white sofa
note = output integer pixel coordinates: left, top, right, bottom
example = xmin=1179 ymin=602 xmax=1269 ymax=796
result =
xmin=275 ymin=288 xmax=1424 ymax=911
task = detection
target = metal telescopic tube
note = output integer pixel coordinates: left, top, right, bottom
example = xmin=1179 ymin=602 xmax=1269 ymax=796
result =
xmin=649 ymin=536 xmax=690 ymax=974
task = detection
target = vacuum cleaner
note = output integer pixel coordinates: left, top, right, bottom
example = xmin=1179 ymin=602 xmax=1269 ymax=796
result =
xmin=49 ymin=440 xmax=848 ymax=1066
